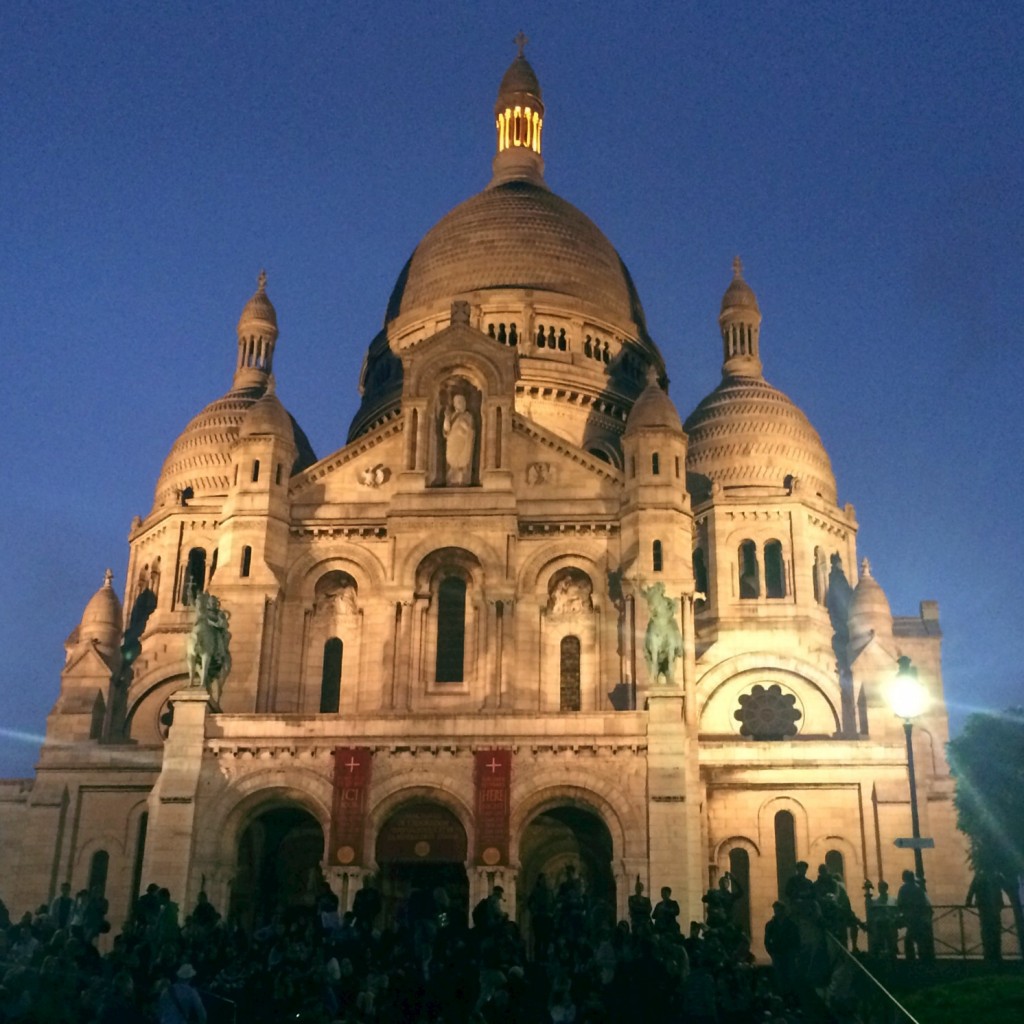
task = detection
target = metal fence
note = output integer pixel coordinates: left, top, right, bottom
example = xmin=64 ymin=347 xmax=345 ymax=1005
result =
xmin=930 ymin=904 xmax=1021 ymax=960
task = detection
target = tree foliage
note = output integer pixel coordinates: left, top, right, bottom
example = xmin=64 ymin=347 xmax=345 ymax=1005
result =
xmin=948 ymin=707 xmax=1024 ymax=876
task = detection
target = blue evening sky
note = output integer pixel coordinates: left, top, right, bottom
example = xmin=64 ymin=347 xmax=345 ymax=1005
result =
xmin=1 ymin=1 xmax=1020 ymax=776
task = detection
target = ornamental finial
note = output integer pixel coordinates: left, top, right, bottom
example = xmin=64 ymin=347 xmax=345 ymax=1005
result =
xmin=257 ymin=268 xmax=267 ymax=292
xmin=513 ymin=30 xmax=528 ymax=57
xmin=732 ymin=255 xmax=743 ymax=279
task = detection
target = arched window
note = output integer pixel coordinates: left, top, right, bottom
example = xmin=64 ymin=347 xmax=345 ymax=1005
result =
xmin=182 ymin=548 xmax=206 ymax=605
xmin=651 ymin=452 xmax=660 ymax=475
xmin=694 ymin=547 xmax=709 ymax=609
xmin=275 ymin=463 xmax=283 ymax=485
xmin=728 ymin=847 xmax=752 ymax=937
xmin=738 ymin=540 xmax=759 ymax=599
xmin=559 ymin=636 xmax=581 ymax=711
xmin=825 ymin=848 xmax=846 ymax=886
xmin=240 ymin=545 xmax=252 ymax=578
xmin=320 ymin=638 xmax=342 ymax=713
xmin=88 ymin=850 xmax=110 ymax=900
xmin=764 ymin=540 xmax=786 ymax=598
xmin=251 ymin=459 xmax=260 ymax=483
xmin=652 ymin=540 xmax=663 ymax=572
xmin=209 ymin=548 xmax=219 ymax=580
xmin=775 ymin=810 xmax=797 ymax=899
xmin=857 ymin=687 xmax=869 ymax=735
xmin=435 ymin=577 xmax=467 ymax=682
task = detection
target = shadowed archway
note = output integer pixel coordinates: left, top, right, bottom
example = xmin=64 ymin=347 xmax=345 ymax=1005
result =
xmin=230 ymin=805 xmax=325 ymax=930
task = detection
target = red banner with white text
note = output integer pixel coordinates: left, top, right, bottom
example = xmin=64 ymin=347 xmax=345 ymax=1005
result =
xmin=474 ymin=749 xmax=511 ymax=865
xmin=329 ymin=747 xmax=372 ymax=866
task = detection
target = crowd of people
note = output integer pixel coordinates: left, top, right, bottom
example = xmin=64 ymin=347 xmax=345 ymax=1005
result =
xmin=0 ymin=863 xmax=830 ymax=1024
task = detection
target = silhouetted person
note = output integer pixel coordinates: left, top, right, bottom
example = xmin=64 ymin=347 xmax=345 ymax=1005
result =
xmin=866 ymin=880 xmax=898 ymax=958
xmin=628 ymin=876 xmax=653 ymax=935
xmin=896 ymin=870 xmax=933 ymax=961
xmin=784 ymin=861 xmax=814 ymax=908
xmin=966 ymin=868 xmax=1006 ymax=962
xmin=352 ymin=876 xmax=381 ymax=936
xmin=764 ymin=901 xmax=800 ymax=1000
xmin=652 ymin=886 xmax=680 ymax=937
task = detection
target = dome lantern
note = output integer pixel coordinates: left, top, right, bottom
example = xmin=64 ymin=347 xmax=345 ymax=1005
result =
xmin=234 ymin=269 xmax=279 ymax=389
xmin=719 ymin=256 xmax=763 ymax=379
xmin=490 ymin=32 xmax=546 ymax=188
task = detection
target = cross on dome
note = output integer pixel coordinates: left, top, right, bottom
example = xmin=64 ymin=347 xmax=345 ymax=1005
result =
xmin=514 ymin=30 xmax=528 ymax=57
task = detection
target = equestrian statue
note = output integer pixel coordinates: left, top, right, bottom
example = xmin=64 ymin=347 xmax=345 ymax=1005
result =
xmin=640 ymin=581 xmax=683 ymax=686
xmin=186 ymin=591 xmax=232 ymax=708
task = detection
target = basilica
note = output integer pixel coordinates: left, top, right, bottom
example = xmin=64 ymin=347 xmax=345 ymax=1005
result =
xmin=0 ymin=49 xmax=968 ymax=951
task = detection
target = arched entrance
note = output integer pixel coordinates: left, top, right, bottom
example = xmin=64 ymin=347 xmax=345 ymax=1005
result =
xmin=375 ymin=800 xmax=469 ymax=929
xmin=230 ymin=805 xmax=325 ymax=929
xmin=518 ymin=804 xmax=616 ymax=940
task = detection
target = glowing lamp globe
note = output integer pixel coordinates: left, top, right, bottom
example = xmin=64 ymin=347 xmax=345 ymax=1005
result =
xmin=890 ymin=658 xmax=929 ymax=720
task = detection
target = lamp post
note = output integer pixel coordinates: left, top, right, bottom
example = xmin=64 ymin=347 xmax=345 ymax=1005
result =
xmin=890 ymin=655 xmax=929 ymax=887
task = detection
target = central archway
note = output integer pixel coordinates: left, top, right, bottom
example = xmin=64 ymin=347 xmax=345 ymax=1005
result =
xmin=375 ymin=800 xmax=470 ymax=929
xmin=518 ymin=804 xmax=616 ymax=940
xmin=230 ymin=805 xmax=325 ymax=930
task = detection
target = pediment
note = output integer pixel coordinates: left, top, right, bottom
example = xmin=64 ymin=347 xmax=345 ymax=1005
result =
xmin=290 ymin=416 xmax=406 ymax=504
xmin=507 ymin=413 xmax=623 ymax=500
xmin=848 ymin=631 xmax=898 ymax=674
xmin=62 ymin=642 xmax=116 ymax=680
xmin=401 ymin=321 xmax=518 ymax=401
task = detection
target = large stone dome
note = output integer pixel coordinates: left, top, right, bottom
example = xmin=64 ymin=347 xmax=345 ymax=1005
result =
xmin=385 ymin=180 xmax=648 ymax=337
xmin=684 ymin=375 xmax=837 ymax=504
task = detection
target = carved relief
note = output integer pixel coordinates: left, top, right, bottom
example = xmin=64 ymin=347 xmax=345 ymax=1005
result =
xmin=358 ymin=464 xmax=389 ymax=488
xmin=547 ymin=568 xmax=593 ymax=616
xmin=526 ymin=462 xmax=553 ymax=485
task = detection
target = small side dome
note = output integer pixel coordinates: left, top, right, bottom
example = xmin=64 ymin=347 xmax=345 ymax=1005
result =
xmin=237 ymin=269 xmax=278 ymax=334
xmin=498 ymin=55 xmax=541 ymax=99
xmin=848 ymin=559 xmax=894 ymax=642
xmin=77 ymin=569 xmax=123 ymax=652
xmin=720 ymin=261 xmax=761 ymax=315
xmin=238 ymin=384 xmax=294 ymax=441
xmin=625 ymin=368 xmax=683 ymax=436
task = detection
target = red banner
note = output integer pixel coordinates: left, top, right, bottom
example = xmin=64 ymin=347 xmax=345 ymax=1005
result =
xmin=329 ymin=747 xmax=372 ymax=866
xmin=474 ymin=749 xmax=511 ymax=865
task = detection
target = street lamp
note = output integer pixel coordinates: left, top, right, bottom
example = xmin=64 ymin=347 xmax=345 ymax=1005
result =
xmin=890 ymin=655 xmax=930 ymax=887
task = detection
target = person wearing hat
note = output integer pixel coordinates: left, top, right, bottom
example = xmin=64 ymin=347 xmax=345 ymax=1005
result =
xmin=158 ymin=963 xmax=206 ymax=1023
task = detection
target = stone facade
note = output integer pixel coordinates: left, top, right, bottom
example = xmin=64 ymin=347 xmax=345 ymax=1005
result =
xmin=0 ymin=51 xmax=968 ymax=953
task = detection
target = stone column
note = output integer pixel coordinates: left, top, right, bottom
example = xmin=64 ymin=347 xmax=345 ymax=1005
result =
xmin=681 ymin=594 xmax=698 ymax=727
xmin=141 ymin=688 xmax=210 ymax=910
xmin=646 ymin=691 xmax=704 ymax=923
xmin=322 ymin=865 xmax=374 ymax=913
xmin=470 ymin=865 xmax=517 ymax=925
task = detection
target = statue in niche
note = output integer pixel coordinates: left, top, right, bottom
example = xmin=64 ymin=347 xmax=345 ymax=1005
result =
xmin=640 ymin=581 xmax=683 ymax=686
xmin=315 ymin=574 xmax=358 ymax=617
xmin=185 ymin=591 xmax=232 ymax=707
xmin=441 ymin=391 xmax=476 ymax=486
xmin=549 ymin=571 xmax=593 ymax=615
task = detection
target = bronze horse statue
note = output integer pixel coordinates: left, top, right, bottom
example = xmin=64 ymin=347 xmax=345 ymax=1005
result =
xmin=641 ymin=581 xmax=683 ymax=686
xmin=186 ymin=591 xmax=231 ymax=707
